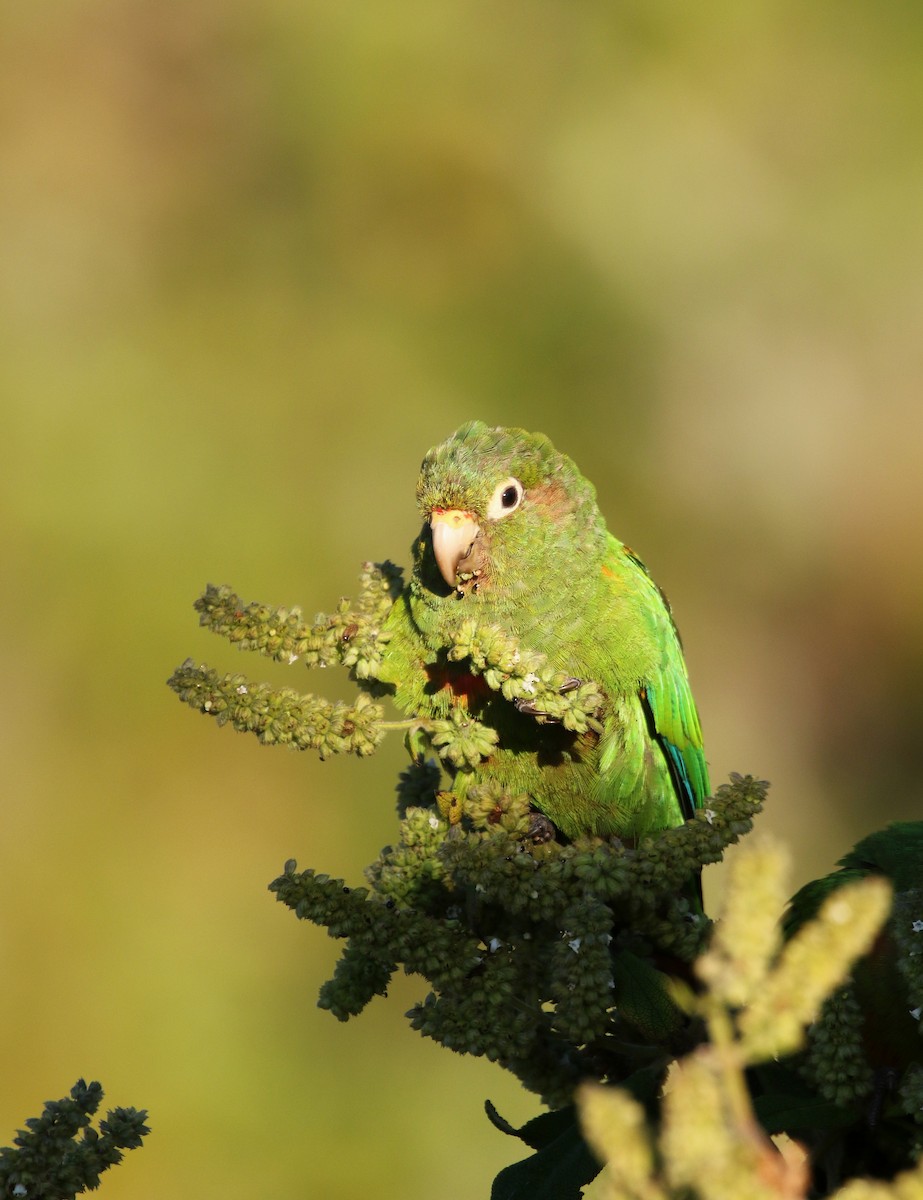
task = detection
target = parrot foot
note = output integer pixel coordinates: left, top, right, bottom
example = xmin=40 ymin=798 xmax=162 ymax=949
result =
xmin=515 ymin=678 xmax=582 ymax=721
xmin=514 ymin=697 xmax=555 ymax=719
xmin=526 ymin=812 xmax=557 ymax=845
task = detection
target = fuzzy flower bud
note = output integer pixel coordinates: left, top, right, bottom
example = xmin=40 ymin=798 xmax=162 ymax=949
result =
xmin=739 ymin=875 xmax=892 ymax=1062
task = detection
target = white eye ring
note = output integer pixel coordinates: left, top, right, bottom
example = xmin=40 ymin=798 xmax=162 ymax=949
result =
xmin=486 ymin=477 xmax=525 ymax=520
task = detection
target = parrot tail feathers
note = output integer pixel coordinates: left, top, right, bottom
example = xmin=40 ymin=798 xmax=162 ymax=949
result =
xmin=658 ymin=737 xmax=698 ymax=824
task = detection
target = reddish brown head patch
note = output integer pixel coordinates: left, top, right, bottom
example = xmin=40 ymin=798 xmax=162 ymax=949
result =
xmin=527 ymin=479 xmax=573 ymax=521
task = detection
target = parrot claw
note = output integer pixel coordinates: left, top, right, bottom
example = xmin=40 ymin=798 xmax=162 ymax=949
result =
xmin=558 ymin=677 xmax=582 ymax=694
xmin=526 ymin=812 xmax=557 ymax=845
xmin=514 ymin=697 xmax=559 ymax=722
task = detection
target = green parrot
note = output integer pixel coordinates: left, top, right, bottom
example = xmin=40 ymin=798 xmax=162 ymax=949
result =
xmin=376 ymin=420 xmax=709 ymax=841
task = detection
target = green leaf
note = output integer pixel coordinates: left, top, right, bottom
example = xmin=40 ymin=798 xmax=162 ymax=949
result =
xmin=489 ymin=1111 xmax=600 ymax=1200
xmin=485 ymin=1103 xmax=578 ymax=1151
xmin=751 ymin=1065 xmax=858 ymax=1134
xmin=753 ymin=1090 xmax=857 ymax=1134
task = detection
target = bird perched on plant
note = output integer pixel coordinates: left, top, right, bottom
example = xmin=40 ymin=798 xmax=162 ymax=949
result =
xmin=376 ymin=420 xmax=709 ymax=842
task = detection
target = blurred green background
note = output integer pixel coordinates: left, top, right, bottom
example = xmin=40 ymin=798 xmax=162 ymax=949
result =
xmin=3 ymin=3 xmax=922 ymax=1196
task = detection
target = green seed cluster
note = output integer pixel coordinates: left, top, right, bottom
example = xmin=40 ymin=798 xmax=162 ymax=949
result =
xmin=365 ymin=806 xmax=451 ymax=909
xmin=192 ymin=561 xmax=402 ymax=678
xmin=167 ymin=661 xmax=383 ymax=758
xmin=461 ymin=780 xmax=533 ymax=835
xmin=193 ymin=583 xmax=337 ymax=666
xmin=0 ymin=1080 xmax=149 ymax=1200
xmin=170 ymin=565 xmax=407 ymax=758
xmin=892 ymin=889 xmax=923 ymax=1030
xmin=407 ymin=948 xmax=542 ymax=1066
xmin=548 ymin=898 xmax=617 ymax=1045
xmin=899 ymin=1064 xmax=923 ymax=1128
xmin=446 ymin=617 xmax=605 ymax=733
xmin=270 ymin=861 xmax=481 ymax=1023
xmin=438 ymin=830 xmax=570 ymax=921
xmin=428 ymin=708 xmax=501 ymax=769
xmin=171 ymin=568 xmax=685 ymax=787
xmin=627 ymin=897 xmax=705 ymax=961
xmin=341 ymin=560 xmax=405 ymax=680
xmin=801 ymin=986 xmax=874 ymax=1107
xmin=787 ymin=883 xmax=921 ymax=1123
xmin=318 ymin=941 xmax=395 ymax=1019
xmin=268 ymin=775 xmax=767 ymax=1104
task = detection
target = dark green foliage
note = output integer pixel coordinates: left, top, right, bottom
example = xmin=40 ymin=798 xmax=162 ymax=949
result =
xmin=487 ymin=1105 xmax=599 ymax=1200
xmin=487 ymin=1065 xmax=664 ymax=1200
xmin=770 ymin=827 xmax=923 ymax=1191
xmin=0 ymin=1080 xmax=149 ymax=1199
xmin=270 ymin=775 xmax=765 ymax=1108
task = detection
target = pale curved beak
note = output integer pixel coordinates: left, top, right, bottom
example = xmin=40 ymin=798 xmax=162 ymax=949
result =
xmin=430 ymin=508 xmax=481 ymax=588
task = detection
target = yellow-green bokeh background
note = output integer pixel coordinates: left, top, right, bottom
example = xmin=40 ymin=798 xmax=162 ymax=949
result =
xmin=3 ymin=4 xmax=922 ymax=1196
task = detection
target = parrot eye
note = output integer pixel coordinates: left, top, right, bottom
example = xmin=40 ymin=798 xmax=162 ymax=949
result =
xmin=486 ymin=477 xmax=524 ymax=520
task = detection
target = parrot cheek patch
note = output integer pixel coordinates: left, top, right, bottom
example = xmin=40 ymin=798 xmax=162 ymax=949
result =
xmin=526 ymin=478 xmax=573 ymax=519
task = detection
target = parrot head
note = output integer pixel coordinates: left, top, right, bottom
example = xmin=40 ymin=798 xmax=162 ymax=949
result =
xmin=415 ymin=421 xmax=606 ymax=597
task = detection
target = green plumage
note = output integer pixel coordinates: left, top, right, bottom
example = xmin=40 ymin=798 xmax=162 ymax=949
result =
xmin=377 ymin=421 xmax=709 ymax=840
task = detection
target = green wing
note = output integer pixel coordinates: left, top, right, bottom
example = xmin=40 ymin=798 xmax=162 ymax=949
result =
xmin=604 ymin=538 xmax=709 ymax=824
